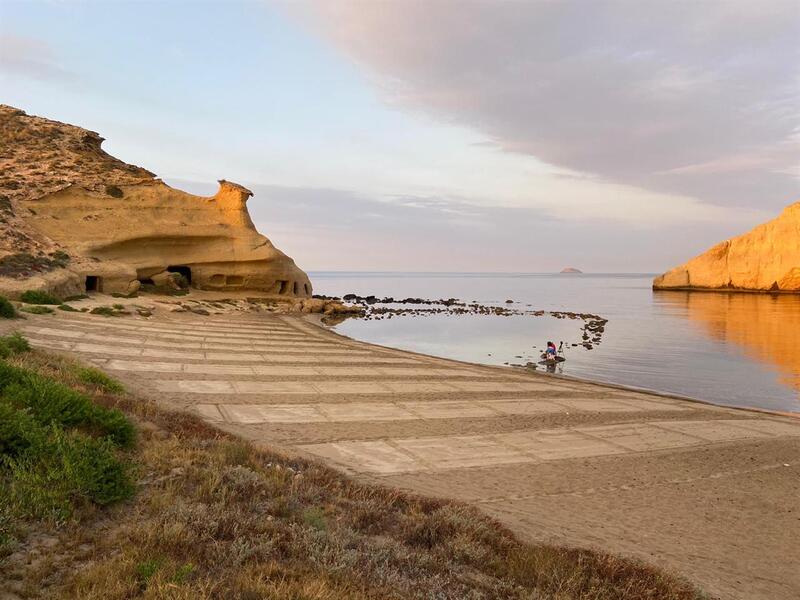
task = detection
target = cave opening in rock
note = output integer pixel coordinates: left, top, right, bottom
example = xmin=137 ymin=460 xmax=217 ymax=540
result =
xmin=85 ymin=275 xmax=100 ymax=292
xmin=166 ymin=265 xmax=192 ymax=285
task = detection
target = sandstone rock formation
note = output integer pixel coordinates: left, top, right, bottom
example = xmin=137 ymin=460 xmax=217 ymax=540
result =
xmin=0 ymin=105 xmax=311 ymax=299
xmin=654 ymin=202 xmax=800 ymax=292
xmin=560 ymin=267 xmax=583 ymax=273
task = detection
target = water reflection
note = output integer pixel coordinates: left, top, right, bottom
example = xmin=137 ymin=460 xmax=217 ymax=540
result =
xmin=654 ymin=291 xmax=800 ymax=393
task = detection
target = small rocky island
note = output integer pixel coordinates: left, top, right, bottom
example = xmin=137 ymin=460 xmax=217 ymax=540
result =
xmin=560 ymin=267 xmax=583 ymax=273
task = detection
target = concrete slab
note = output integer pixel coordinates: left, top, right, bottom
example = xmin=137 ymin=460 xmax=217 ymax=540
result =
xmin=487 ymin=399 xmax=569 ymax=415
xmin=219 ymin=404 xmax=322 ymax=424
xmin=233 ymin=381 xmax=317 ymax=394
xmin=581 ymin=423 xmax=702 ymax=452
xmin=184 ymin=364 xmax=257 ymax=375
xmin=26 ymin=337 xmax=75 ymax=350
xmin=250 ymin=366 xmax=321 ymax=376
xmin=317 ymin=402 xmax=416 ymax=422
xmin=156 ymin=380 xmax=235 ymax=393
xmin=203 ymin=353 xmax=265 ymax=362
xmin=405 ymin=401 xmax=497 ymax=419
xmin=260 ymin=355 xmax=418 ymax=364
xmin=105 ymin=359 xmax=183 ymax=373
xmin=395 ymin=435 xmax=530 ymax=470
xmin=142 ymin=348 xmax=205 ymax=359
xmin=75 ymin=343 xmax=143 ymax=356
xmin=313 ymin=367 xmax=382 ymax=376
xmin=498 ymin=429 xmax=627 ymax=460
xmin=382 ymin=381 xmax=461 ymax=394
xmin=302 ymin=441 xmax=423 ymax=475
xmin=311 ymin=381 xmax=392 ymax=394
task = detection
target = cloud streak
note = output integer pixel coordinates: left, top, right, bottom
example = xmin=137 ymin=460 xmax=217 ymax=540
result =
xmin=294 ymin=1 xmax=800 ymax=210
xmin=0 ymin=34 xmax=73 ymax=82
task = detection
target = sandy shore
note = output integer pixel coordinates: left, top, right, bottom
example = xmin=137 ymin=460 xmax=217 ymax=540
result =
xmin=5 ymin=307 xmax=799 ymax=599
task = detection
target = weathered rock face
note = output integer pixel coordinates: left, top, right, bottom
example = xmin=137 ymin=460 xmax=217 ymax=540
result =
xmin=653 ymin=202 xmax=800 ymax=292
xmin=0 ymin=105 xmax=311 ymax=298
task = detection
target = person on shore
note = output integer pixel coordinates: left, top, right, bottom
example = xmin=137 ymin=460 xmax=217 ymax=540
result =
xmin=545 ymin=341 xmax=557 ymax=360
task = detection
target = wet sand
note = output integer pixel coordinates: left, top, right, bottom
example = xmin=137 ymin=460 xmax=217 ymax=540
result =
xmin=8 ymin=310 xmax=800 ymax=599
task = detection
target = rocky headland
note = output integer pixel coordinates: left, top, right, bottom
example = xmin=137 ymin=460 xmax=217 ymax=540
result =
xmin=0 ymin=105 xmax=310 ymax=300
xmin=654 ymin=202 xmax=800 ymax=292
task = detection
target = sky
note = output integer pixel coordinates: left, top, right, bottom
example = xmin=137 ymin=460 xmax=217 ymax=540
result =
xmin=1 ymin=0 xmax=798 ymax=273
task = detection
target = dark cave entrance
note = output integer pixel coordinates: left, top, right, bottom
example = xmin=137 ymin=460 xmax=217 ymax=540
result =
xmin=166 ymin=265 xmax=192 ymax=285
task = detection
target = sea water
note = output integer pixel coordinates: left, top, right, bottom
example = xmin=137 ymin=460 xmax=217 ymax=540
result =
xmin=311 ymin=272 xmax=800 ymax=414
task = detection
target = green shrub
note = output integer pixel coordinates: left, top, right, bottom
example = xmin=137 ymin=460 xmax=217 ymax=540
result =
xmin=0 ymin=333 xmax=30 ymax=360
xmin=0 ymin=400 xmax=43 ymax=456
xmin=20 ymin=305 xmax=54 ymax=315
xmin=76 ymin=367 xmax=125 ymax=394
xmin=20 ymin=290 xmax=62 ymax=305
xmin=0 ymin=359 xmax=135 ymax=527
xmin=1 ymin=428 xmax=134 ymax=521
xmin=90 ymin=306 xmax=118 ymax=317
xmin=4 ymin=333 xmax=30 ymax=354
xmin=0 ymin=361 xmax=25 ymax=389
xmin=3 ymin=378 xmax=91 ymax=428
xmin=88 ymin=407 xmax=136 ymax=448
xmin=0 ymin=367 xmax=135 ymax=448
xmin=63 ymin=294 xmax=89 ymax=302
xmin=58 ymin=304 xmax=79 ymax=312
xmin=0 ymin=296 xmax=15 ymax=319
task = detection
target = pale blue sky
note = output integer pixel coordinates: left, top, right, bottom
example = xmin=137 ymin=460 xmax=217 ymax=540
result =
xmin=2 ymin=1 xmax=798 ymax=272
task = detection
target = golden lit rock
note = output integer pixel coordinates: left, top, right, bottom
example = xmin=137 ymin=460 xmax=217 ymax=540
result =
xmin=654 ymin=202 xmax=800 ymax=292
xmin=0 ymin=105 xmax=310 ymax=298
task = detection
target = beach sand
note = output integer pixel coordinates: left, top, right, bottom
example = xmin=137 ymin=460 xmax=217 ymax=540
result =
xmin=8 ymin=309 xmax=800 ymax=600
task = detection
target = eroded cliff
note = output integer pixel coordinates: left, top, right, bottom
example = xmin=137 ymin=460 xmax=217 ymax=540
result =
xmin=653 ymin=202 xmax=800 ymax=292
xmin=0 ymin=105 xmax=310 ymax=298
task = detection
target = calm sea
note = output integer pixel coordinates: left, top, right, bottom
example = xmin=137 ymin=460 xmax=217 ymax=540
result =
xmin=310 ymin=272 xmax=800 ymax=414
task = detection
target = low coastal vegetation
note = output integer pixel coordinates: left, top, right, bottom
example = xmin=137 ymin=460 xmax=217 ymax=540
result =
xmin=0 ymin=336 xmax=135 ymax=541
xmin=0 ymin=251 xmax=70 ymax=279
xmin=19 ymin=305 xmax=54 ymax=315
xmin=0 ymin=296 xmax=15 ymax=319
xmin=19 ymin=290 xmax=62 ymax=305
xmin=0 ymin=336 xmax=705 ymax=599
